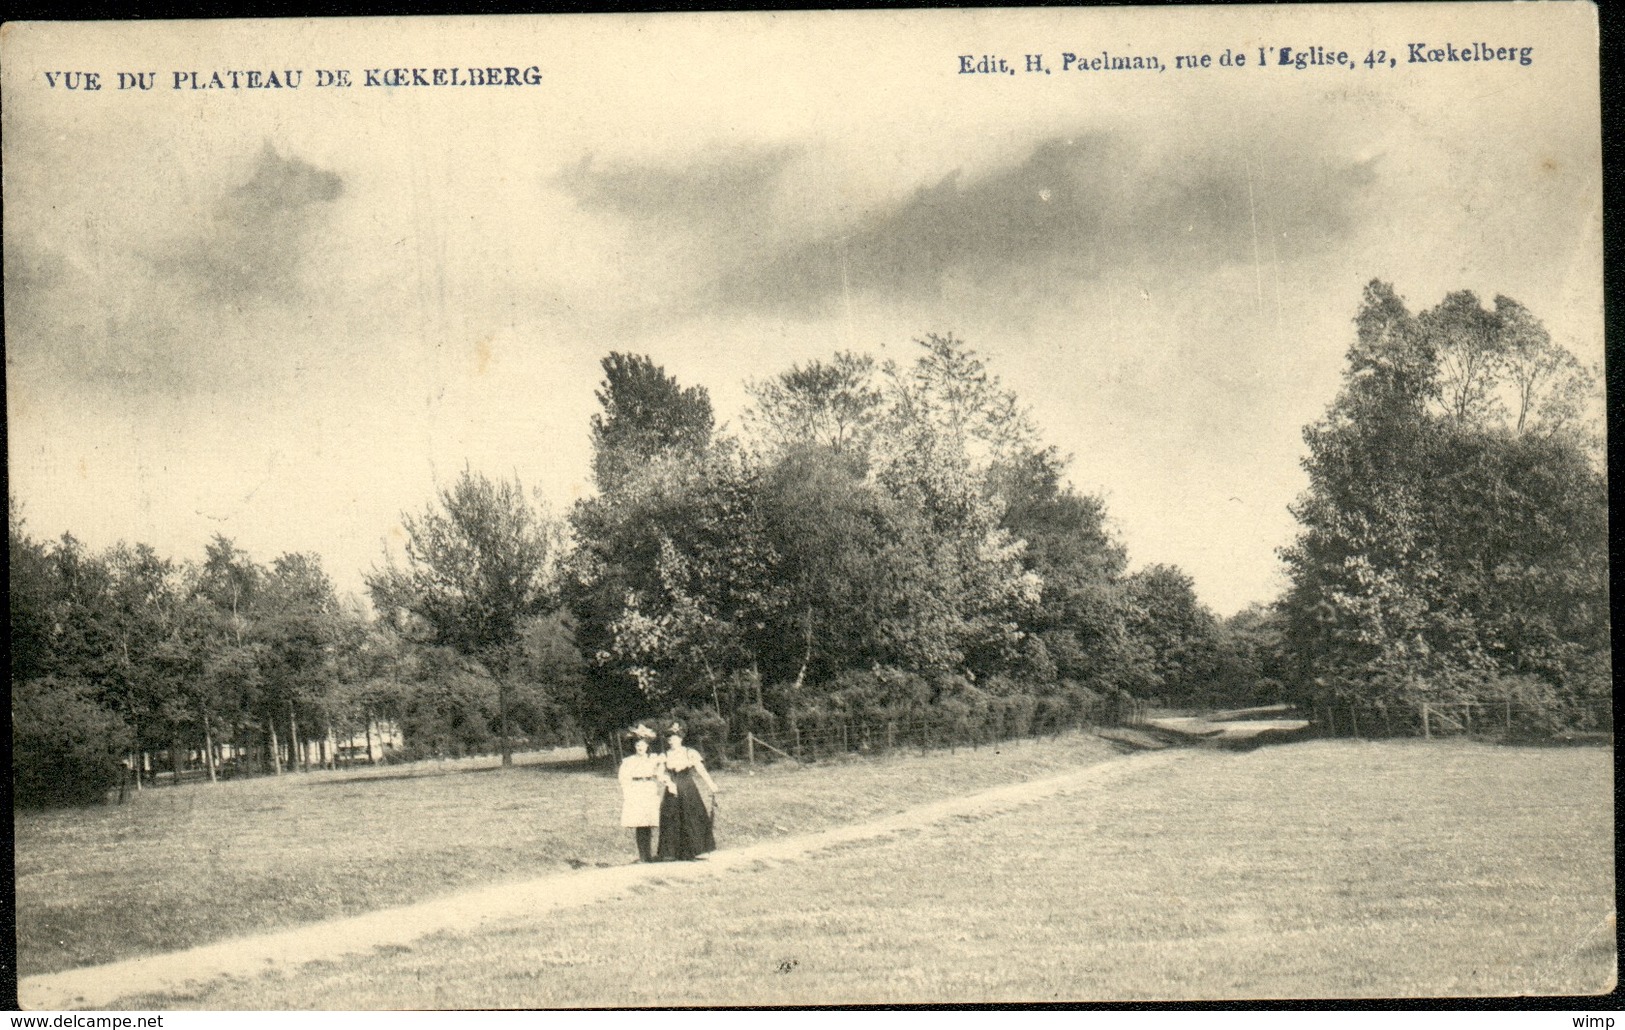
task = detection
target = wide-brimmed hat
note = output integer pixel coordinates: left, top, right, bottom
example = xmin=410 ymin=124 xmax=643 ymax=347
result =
xmin=664 ymin=720 xmax=686 ymax=736
xmin=627 ymin=724 xmax=657 ymax=741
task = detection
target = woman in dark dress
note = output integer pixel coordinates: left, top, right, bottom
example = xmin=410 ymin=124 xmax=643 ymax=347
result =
xmin=656 ymin=720 xmax=719 ymax=861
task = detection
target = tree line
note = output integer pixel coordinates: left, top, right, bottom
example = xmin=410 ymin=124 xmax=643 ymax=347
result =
xmin=1280 ymin=282 xmax=1607 ymax=733
xmin=9 ymin=515 xmax=589 ymax=806
xmin=11 ymin=286 xmax=1606 ymax=806
xmin=561 ymin=336 xmax=1263 ymax=750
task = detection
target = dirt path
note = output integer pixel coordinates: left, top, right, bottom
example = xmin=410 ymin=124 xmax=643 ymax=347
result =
xmin=19 ymin=748 xmax=1194 ymax=1010
xmin=1147 ymin=706 xmax=1310 ymax=743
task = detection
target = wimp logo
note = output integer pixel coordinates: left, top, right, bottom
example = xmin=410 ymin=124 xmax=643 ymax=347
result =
xmin=1573 ymin=1018 xmax=1615 ymax=1029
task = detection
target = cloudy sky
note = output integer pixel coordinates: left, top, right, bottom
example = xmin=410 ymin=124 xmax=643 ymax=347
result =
xmin=4 ymin=6 xmax=1603 ymax=615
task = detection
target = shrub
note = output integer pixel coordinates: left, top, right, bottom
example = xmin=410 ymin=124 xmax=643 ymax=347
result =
xmin=732 ymin=702 xmax=777 ymax=738
xmin=978 ymin=675 xmax=1038 ymax=737
xmin=1099 ymin=686 xmax=1140 ymax=726
xmin=928 ymin=674 xmax=992 ymax=741
xmin=824 ymin=667 xmax=928 ymax=724
xmin=1483 ymin=674 xmax=1568 ymax=741
xmin=870 ymin=667 xmax=932 ymax=719
xmin=13 ymin=677 xmax=133 ymax=809
xmin=992 ymin=693 xmax=1038 ymax=737
xmin=1034 ymin=679 xmax=1102 ymax=730
xmin=789 ymin=698 xmax=836 ymax=737
xmin=395 ymin=670 xmax=498 ymax=757
xmin=1554 ymin=650 xmax=1612 ymax=729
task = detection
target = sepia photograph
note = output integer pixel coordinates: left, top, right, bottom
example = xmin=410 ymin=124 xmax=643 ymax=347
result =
xmin=4 ymin=4 xmax=1613 ymax=1010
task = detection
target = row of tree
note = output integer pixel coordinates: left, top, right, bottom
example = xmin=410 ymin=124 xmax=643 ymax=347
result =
xmin=12 ymin=286 xmax=1606 ymax=805
xmin=557 ymin=335 xmax=1281 ymax=742
xmin=14 ymin=334 xmax=1260 ymax=804
xmin=10 ymin=510 xmax=587 ymax=805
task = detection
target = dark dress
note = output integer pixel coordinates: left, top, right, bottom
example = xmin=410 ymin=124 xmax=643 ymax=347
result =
xmin=657 ymin=757 xmax=716 ymax=861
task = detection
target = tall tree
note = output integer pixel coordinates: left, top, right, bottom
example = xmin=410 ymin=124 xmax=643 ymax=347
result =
xmin=988 ymin=448 xmax=1136 ymax=688
xmin=194 ymin=537 xmax=276 ymax=772
xmin=104 ymin=543 xmax=198 ymax=783
xmin=872 ymin=335 xmax=1042 ymax=677
xmin=512 ymin=610 xmax=588 ymax=748
xmin=878 ymin=332 xmax=1040 ymax=475
xmin=572 ymin=443 xmax=774 ymax=715
xmin=1494 ymin=295 xmax=1596 ymax=438
xmin=10 ymin=501 xmax=62 ymax=686
xmin=1281 ymin=281 xmax=1607 ymax=716
xmin=590 ymin=353 xmax=715 ymax=493
xmin=1208 ymin=604 xmax=1290 ymax=704
xmin=258 ymin=551 xmax=342 ymax=772
xmin=574 ymin=355 xmax=761 ymax=735
xmin=369 ymin=469 xmax=557 ymax=767
xmin=1423 ymin=290 xmax=1506 ymax=425
xmin=1121 ymin=563 xmax=1221 ymax=703
xmin=745 ymin=351 xmax=885 ymax=460
xmin=752 ymin=443 xmax=992 ymax=691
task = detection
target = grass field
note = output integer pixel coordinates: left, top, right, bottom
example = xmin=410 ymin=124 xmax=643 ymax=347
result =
xmin=117 ymin=738 xmax=1616 ymax=1006
xmin=14 ymin=730 xmax=1133 ymax=977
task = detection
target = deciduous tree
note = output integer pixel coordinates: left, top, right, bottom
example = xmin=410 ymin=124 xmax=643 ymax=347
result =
xmin=590 ymin=353 xmax=714 ymax=493
xmin=369 ymin=469 xmax=558 ymax=767
xmin=1281 ymin=281 xmax=1607 ymax=718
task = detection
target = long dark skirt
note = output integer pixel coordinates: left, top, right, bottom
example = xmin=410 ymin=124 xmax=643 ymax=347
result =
xmin=657 ymin=770 xmax=716 ymax=860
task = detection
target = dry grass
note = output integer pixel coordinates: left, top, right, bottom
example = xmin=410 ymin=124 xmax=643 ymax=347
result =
xmin=121 ymin=738 xmax=1615 ymax=1006
xmin=15 ymin=731 xmax=1126 ymax=977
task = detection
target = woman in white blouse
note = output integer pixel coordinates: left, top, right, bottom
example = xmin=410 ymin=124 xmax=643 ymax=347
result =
xmin=617 ymin=723 xmax=665 ymax=862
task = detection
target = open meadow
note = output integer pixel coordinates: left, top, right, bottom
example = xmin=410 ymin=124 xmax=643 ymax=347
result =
xmin=6 ymin=4 xmax=1609 ymax=1015
xmin=107 ymin=737 xmax=1617 ymax=1006
xmin=14 ymin=729 xmax=1135 ymax=978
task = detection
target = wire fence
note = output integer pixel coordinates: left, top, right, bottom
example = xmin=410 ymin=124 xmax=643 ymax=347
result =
xmin=1315 ymin=699 xmax=1612 ymax=742
xmin=710 ymin=697 xmax=1151 ymax=766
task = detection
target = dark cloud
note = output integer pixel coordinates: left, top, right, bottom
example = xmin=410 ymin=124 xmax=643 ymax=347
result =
xmin=713 ymin=132 xmax=1377 ymax=314
xmin=3 ymin=240 xmax=90 ymax=376
xmin=7 ymin=145 xmax=345 ymax=394
xmin=4 ymin=237 xmax=211 ymax=391
xmin=3 ymin=241 xmax=70 ymax=352
xmin=234 ymin=143 xmax=344 ymax=214
xmin=153 ymin=143 xmax=344 ymax=303
xmin=555 ymin=145 xmax=800 ymax=229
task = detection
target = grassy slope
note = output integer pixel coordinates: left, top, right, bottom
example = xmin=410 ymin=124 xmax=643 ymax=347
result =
xmin=126 ymin=739 xmax=1615 ymax=1007
xmin=15 ymin=732 xmax=1126 ymax=977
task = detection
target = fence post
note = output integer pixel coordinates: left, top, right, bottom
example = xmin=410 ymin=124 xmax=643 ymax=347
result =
xmin=1422 ymin=702 xmax=1430 ymax=739
xmin=747 ymin=732 xmax=755 ymax=767
xmin=887 ymin=721 xmax=895 ymax=751
xmin=1505 ymin=699 xmax=1512 ymax=738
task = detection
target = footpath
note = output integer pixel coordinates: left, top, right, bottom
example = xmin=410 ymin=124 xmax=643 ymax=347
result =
xmin=1145 ymin=705 xmax=1311 ymax=746
xmin=19 ymin=747 xmax=1193 ymax=1010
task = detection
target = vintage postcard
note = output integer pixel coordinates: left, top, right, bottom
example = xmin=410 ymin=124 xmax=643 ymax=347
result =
xmin=5 ymin=4 xmax=1610 ymax=1012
